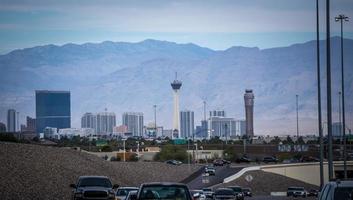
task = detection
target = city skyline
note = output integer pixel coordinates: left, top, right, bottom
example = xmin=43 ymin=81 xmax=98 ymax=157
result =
xmin=1 ymin=20 xmax=353 ymax=135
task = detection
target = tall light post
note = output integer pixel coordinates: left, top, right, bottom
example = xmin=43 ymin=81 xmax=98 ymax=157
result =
xmin=296 ymin=95 xmax=299 ymax=139
xmin=316 ymin=0 xmax=324 ymax=188
xmin=326 ymin=0 xmax=334 ymax=180
xmin=335 ymin=14 xmax=349 ymax=179
xmin=225 ymin=123 xmax=228 ymax=145
xmin=153 ymin=105 xmax=157 ymax=137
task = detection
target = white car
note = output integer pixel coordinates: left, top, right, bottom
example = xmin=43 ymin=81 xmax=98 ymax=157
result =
xmin=115 ymin=187 xmax=139 ymax=200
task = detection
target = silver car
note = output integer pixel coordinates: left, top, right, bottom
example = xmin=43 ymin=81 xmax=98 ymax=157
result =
xmin=115 ymin=187 xmax=139 ymax=200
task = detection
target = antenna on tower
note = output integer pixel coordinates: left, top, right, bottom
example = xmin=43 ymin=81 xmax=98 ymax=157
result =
xmin=175 ymin=72 xmax=178 ymax=80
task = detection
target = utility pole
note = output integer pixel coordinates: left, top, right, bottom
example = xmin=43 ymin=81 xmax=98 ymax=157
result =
xmin=316 ymin=0 xmax=324 ymax=188
xmin=335 ymin=14 xmax=349 ymax=179
xmin=225 ymin=123 xmax=228 ymax=145
xmin=296 ymin=95 xmax=299 ymax=139
xmin=326 ymin=0 xmax=334 ymax=180
xmin=154 ymin=105 xmax=157 ymax=137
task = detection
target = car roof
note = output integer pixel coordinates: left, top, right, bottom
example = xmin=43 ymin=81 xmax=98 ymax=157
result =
xmin=140 ymin=182 xmax=187 ymax=187
xmin=329 ymin=180 xmax=353 ymax=187
xmin=118 ymin=187 xmax=139 ymax=190
xmin=228 ymin=186 xmax=241 ymax=188
xmin=79 ymin=176 xmax=110 ymax=179
xmin=216 ymin=188 xmax=234 ymax=191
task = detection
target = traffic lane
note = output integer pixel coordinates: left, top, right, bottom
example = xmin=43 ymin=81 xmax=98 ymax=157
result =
xmin=187 ymin=165 xmax=243 ymax=189
xmin=246 ymin=196 xmax=317 ymax=200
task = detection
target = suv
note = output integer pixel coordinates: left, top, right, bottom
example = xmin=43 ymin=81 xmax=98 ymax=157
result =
xmin=287 ymin=187 xmax=307 ymax=197
xmin=202 ymin=188 xmax=214 ymax=199
xmin=131 ymin=182 xmax=192 ymax=200
xmin=213 ymin=188 xmax=236 ymax=200
xmin=263 ymin=156 xmax=278 ymax=164
xmin=70 ymin=176 xmax=119 ymax=200
xmin=213 ymin=159 xmax=231 ymax=166
xmin=319 ymin=180 xmax=353 ymax=200
xmin=227 ymin=186 xmax=244 ymax=200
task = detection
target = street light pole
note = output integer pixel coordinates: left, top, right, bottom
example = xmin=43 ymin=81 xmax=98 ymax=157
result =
xmin=225 ymin=123 xmax=228 ymax=145
xmin=335 ymin=14 xmax=349 ymax=179
xmin=316 ymin=0 xmax=324 ymax=188
xmin=154 ymin=105 xmax=157 ymax=137
xmin=326 ymin=0 xmax=334 ymax=180
xmin=296 ymin=95 xmax=299 ymax=139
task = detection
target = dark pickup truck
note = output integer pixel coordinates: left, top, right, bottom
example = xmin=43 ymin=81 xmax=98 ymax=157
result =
xmin=70 ymin=176 xmax=119 ymax=200
xmin=129 ymin=182 xmax=192 ymax=200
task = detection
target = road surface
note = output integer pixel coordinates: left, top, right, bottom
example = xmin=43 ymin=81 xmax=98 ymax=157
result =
xmin=187 ymin=165 xmax=244 ymax=189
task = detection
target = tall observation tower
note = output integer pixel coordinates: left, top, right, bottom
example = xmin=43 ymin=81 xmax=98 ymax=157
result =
xmin=171 ymin=73 xmax=182 ymax=139
xmin=244 ymin=89 xmax=255 ymax=138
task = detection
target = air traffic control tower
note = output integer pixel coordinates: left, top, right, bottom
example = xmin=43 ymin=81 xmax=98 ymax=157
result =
xmin=244 ymin=89 xmax=255 ymax=137
xmin=171 ymin=73 xmax=182 ymax=139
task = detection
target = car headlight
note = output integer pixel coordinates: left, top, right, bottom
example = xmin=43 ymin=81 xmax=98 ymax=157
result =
xmin=108 ymin=190 xmax=115 ymax=198
xmin=74 ymin=192 xmax=83 ymax=198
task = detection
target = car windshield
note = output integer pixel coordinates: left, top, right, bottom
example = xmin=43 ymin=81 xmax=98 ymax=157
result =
xmin=288 ymin=187 xmax=304 ymax=191
xmin=117 ymin=189 xmax=138 ymax=196
xmin=203 ymin=188 xmax=212 ymax=192
xmin=334 ymin=187 xmax=353 ymax=200
xmin=230 ymin=187 xmax=242 ymax=192
xmin=140 ymin=185 xmax=189 ymax=200
xmin=215 ymin=189 xmax=234 ymax=195
xmin=78 ymin=177 xmax=112 ymax=188
xmin=242 ymin=188 xmax=250 ymax=192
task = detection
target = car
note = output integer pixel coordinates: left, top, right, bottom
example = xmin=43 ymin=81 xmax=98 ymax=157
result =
xmin=202 ymin=188 xmax=214 ymax=199
xmin=287 ymin=187 xmax=307 ymax=197
xmin=165 ymin=160 xmax=183 ymax=165
xmin=125 ymin=191 xmax=137 ymax=200
xmin=204 ymin=166 xmax=216 ymax=176
xmin=115 ymin=187 xmax=139 ymax=200
xmin=241 ymin=188 xmax=252 ymax=197
xmin=318 ymin=180 xmax=353 ymax=200
xmin=300 ymin=156 xmax=320 ymax=162
xmin=307 ymin=189 xmax=318 ymax=197
xmin=263 ymin=156 xmax=278 ymax=163
xmin=227 ymin=186 xmax=244 ymax=200
xmin=236 ymin=155 xmax=252 ymax=163
xmin=213 ymin=188 xmax=236 ymax=200
xmin=70 ymin=176 xmax=119 ymax=200
xmin=213 ymin=159 xmax=231 ymax=166
xmin=131 ymin=182 xmax=192 ymax=200
xmin=190 ymin=190 xmax=206 ymax=200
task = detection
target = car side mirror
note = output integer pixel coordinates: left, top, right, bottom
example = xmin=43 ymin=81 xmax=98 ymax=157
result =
xmin=130 ymin=193 xmax=138 ymax=200
xmin=113 ymin=184 xmax=120 ymax=189
xmin=70 ymin=184 xmax=76 ymax=188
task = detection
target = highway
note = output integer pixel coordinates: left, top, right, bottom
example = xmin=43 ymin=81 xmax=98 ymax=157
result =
xmin=186 ymin=165 xmax=244 ymax=189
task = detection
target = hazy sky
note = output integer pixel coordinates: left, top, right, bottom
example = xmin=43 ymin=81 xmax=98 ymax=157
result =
xmin=0 ymin=0 xmax=353 ymax=54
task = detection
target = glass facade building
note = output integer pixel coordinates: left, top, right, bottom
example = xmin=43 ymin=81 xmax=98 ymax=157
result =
xmin=35 ymin=90 xmax=71 ymax=133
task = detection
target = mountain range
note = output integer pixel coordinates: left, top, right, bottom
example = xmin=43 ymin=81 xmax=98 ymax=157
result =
xmin=0 ymin=37 xmax=352 ymax=135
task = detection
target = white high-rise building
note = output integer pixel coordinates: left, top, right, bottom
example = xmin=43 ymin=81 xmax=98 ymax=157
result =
xmin=171 ymin=73 xmax=182 ymax=138
xmin=122 ymin=112 xmax=144 ymax=137
xmin=81 ymin=112 xmax=96 ymax=132
xmin=180 ymin=110 xmax=194 ymax=139
xmin=208 ymin=117 xmax=237 ymax=139
xmin=7 ymin=109 xmax=16 ymax=132
xmin=96 ymin=111 xmax=116 ymax=135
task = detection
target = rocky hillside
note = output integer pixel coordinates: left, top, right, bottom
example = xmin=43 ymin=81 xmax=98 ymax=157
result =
xmin=0 ymin=142 xmax=200 ymax=200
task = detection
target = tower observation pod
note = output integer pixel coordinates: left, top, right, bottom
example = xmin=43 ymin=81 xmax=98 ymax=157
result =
xmin=171 ymin=73 xmax=182 ymax=139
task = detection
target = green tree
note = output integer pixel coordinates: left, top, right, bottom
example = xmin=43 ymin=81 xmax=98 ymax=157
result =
xmin=154 ymin=144 xmax=188 ymax=162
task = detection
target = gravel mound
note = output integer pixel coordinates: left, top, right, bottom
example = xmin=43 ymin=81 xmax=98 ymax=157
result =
xmin=0 ymin=142 xmax=200 ymax=200
xmin=213 ymin=170 xmax=319 ymax=196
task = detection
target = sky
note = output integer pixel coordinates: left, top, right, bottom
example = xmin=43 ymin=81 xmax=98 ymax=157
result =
xmin=0 ymin=0 xmax=353 ymax=54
